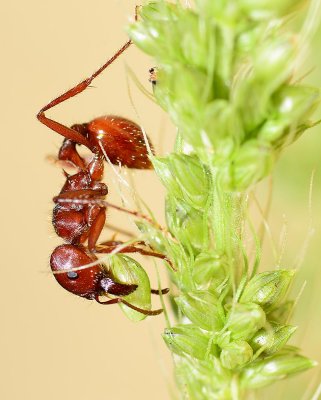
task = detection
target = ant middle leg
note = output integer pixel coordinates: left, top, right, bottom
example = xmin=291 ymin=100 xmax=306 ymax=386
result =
xmin=96 ymin=240 xmax=175 ymax=271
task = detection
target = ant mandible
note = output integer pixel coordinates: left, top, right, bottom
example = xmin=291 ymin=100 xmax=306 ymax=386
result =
xmin=37 ymin=12 xmax=170 ymax=316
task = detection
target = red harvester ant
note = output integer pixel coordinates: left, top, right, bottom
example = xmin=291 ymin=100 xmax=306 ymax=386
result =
xmin=37 ymin=31 xmax=170 ymax=316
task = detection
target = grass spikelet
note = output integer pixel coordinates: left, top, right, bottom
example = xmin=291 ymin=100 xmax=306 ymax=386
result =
xmin=127 ymin=0 xmax=320 ymax=398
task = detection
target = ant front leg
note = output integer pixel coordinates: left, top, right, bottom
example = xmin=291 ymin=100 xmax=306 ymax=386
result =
xmin=97 ymin=241 xmax=172 ymax=294
xmin=99 ymin=275 xmax=138 ymax=296
xmin=37 ymin=39 xmax=132 ymax=149
xmin=94 ymin=295 xmax=163 ymax=316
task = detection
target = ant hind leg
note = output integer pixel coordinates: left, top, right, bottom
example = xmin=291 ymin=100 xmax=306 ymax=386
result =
xmin=37 ymin=40 xmax=132 ymax=148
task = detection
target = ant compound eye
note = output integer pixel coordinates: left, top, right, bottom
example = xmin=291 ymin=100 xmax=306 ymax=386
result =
xmin=67 ymin=271 xmax=79 ymax=280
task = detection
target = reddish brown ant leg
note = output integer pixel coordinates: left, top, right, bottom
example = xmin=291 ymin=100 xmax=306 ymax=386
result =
xmin=58 ymin=139 xmax=87 ymax=170
xmin=53 ymin=187 xmax=107 ymax=201
xmin=151 ymin=288 xmax=170 ymax=295
xmin=96 ymin=243 xmax=176 ymax=271
xmin=99 ymin=276 xmax=138 ymax=296
xmin=87 ymin=208 xmax=106 ymax=253
xmin=99 ymin=240 xmax=146 ymax=247
xmin=96 ymin=242 xmax=171 ymax=294
xmin=103 ymin=225 xmax=136 ymax=239
xmin=55 ymin=198 xmax=165 ymax=231
xmin=94 ymin=295 xmax=163 ymax=316
xmin=37 ymin=39 xmax=132 ymax=149
xmin=87 ymin=155 xmax=104 ymax=181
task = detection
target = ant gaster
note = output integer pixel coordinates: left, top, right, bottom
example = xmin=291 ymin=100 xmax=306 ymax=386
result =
xmin=38 ymin=32 xmax=170 ymax=316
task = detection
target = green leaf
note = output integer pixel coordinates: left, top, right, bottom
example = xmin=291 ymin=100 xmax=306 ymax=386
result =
xmin=227 ymin=302 xmax=266 ymax=341
xmin=175 ymin=291 xmax=225 ymax=331
xmin=240 ymin=270 xmax=295 ymax=311
xmin=219 ymin=140 xmax=274 ymax=190
xmin=192 ymin=252 xmax=227 ymax=293
xmin=135 ymin=221 xmax=167 ymax=253
xmin=128 ymin=2 xmax=181 ymax=60
xmin=153 ymin=154 xmax=210 ymax=209
xmin=239 ymin=0 xmax=305 ymax=19
xmin=162 ymin=324 xmax=217 ymax=360
xmin=253 ymin=38 xmax=295 ymax=88
xmin=220 ymin=340 xmax=253 ymax=370
xmin=166 ymin=197 xmax=207 ymax=252
xmin=241 ymin=354 xmax=317 ymax=389
xmin=269 ymin=301 xmax=294 ymax=324
xmin=204 ymin=100 xmax=245 ymax=147
xmin=259 ymin=85 xmax=320 ymax=145
xmin=152 ymin=157 xmax=184 ymax=199
xmin=109 ymin=255 xmax=152 ymax=322
xmin=250 ymin=323 xmax=297 ymax=355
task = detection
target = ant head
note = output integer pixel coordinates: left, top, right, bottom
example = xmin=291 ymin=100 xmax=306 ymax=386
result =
xmin=50 ymin=244 xmax=103 ymax=299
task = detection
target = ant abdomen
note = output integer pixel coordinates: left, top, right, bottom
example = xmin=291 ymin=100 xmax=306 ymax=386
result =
xmin=72 ymin=115 xmax=154 ymax=169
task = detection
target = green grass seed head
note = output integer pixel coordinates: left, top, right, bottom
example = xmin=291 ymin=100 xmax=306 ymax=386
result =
xmin=128 ymin=0 xmax=320 ymax=397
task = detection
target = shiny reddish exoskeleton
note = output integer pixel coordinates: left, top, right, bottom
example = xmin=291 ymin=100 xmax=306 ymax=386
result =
xmin=37 ymin=37 xmax=169 ymax=316
xmin=53 ymin=140 xmax=107 ymax=251
xmin=50 ymin=245 xmax=138 ymax=301
xmin=71 ymin=116 xmax=153 ymax=169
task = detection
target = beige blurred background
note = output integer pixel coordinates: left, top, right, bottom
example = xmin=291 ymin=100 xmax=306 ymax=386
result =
xmin=1 ymin=1 xmax=321 ymax=399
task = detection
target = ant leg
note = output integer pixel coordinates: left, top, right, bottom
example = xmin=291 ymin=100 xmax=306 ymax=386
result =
xmin=104 ymin=224 xmax=136 ymax=239
xmin=94 ymin=295 xmax=163 ymax=316
xmin=87 ymin=208 xmax=106 ymax=252
xmin=37 ymin=39 xmax=132 ymax=149
xmin=53 ymin=197 xmax=166 ymax=232
xmin=97 ymin=241 xmax=171 ymax=294
xmin=87 ymin=154 xmax=104 ymax=181
xmin=98 ymin=240 xmax=145 ymax=247
xmin=100 ymin=275 xmax=138 ymax=296
xmin=151 ymin=288 xmax=170 ymax=295
xmin=74 ymin=199 xmax=164 ymax=231
xmin=58 ymin=139 xmax=86 ymax=170
xmin=96 ymin=242 xmax=176 ymax=271
xmin=53 ymin=187 xmax=108 ymax=201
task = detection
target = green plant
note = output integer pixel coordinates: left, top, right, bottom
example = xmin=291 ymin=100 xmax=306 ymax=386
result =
xmin=126 ymin=0 xmax=320 ymax=398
